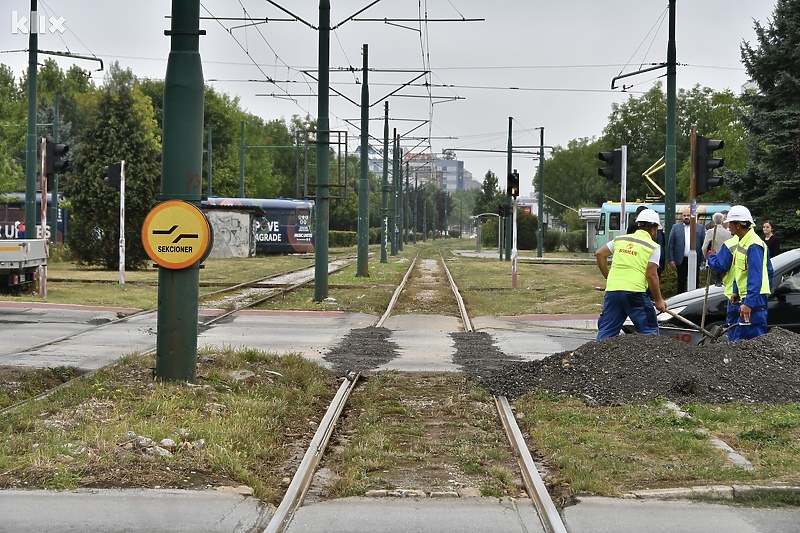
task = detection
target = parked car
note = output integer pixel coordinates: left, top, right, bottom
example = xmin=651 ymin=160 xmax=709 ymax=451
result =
xmin=623 ymin=247 xmax=800 ymax=339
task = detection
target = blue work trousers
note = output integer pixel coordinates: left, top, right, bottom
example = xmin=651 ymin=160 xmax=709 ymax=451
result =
xmin=726 ymin=304 xmax=768 ymax=341
xmin=596 ymin=291 xmax=658 ymax=340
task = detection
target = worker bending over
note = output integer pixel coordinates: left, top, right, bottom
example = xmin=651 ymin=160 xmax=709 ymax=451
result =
xmin=595 ymin=208 xmax=667 ymax=340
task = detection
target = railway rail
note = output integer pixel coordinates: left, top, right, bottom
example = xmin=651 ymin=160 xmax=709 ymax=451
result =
xmin=266 ymin=248 xmax=568 ymax=533
xmin=0 ymin=256 xmax=356 ymax=415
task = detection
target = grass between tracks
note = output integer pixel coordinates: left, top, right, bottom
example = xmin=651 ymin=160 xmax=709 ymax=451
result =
xmin=1 ymin=239 xmax=799 ymax=503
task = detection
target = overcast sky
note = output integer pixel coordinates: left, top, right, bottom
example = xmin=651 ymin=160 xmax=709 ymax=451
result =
xmin=2 ymin=0 xmax=777 ymax=197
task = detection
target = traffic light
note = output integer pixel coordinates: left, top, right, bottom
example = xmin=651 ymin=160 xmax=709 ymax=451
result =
xmin=597 ymin=149 xmax=622 ymax=184
xmin=45 ymin=140 xmax=70 ymax=176
xmin=507 ymin=170 xmax=520 ymax=198
xmin=498 ymin=203 xmax=511 ymax=217
xmin=696 ymin=135 xmax=724 ymax=194
xmin=103 ymin=162 xmax=122 ymax=189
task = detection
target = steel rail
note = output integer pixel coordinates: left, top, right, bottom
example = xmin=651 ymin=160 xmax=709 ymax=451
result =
xmin=495 ymin=395 xmax=568 ymax=533
xmin=374 ymin=250 xmax=421 ymax=328
xmin=437 ymin=249 xmax=566 ymax=532
xmin=202 ymin=259 xmax=355 ymax=327
xmin=263 ymin=371 xmax=360 ymax=533
xmin=439 ymin=250 xmax=473 ymax=332
xmin=0 ymin=257 xmax=354 ymax=415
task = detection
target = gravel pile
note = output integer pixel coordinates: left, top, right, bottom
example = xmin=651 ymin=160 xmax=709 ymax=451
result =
xmin=469 ymin=328 xmax=800 ymax=405
xmin=324 ymin=327 xmax=399 ymax=377
xmin=323 ymin=325 xmax=800 ymax=406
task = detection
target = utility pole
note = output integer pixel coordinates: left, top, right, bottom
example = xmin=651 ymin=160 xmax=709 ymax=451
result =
xmin=664 ymin=0 xmax=677 ymax=238
xmin=206 ymin=126 xmax=212 ymax=197
xmin=24 ymin=0 xmax=38 ymax=234
xmin=381 ymin=102 xmax=389 ymax=263
xmin=505 ymin=117 xmax=512 ymax=261
xmin=49 ymin=93 xmax=59 ymax=243
xmin=390 ymin=129 xmax=397 ymax=256
xmin=155 ymin=0 xmax=205 ymax=382
xmin=313 ymin=0 xmax=331 ymax=301
xmin=537 ymin=127 xmax=544 ymax=257
xmin=238 ymin=121 xmax=245 ymax=197
xmin=356 ymin=43 xmax=369 ymax=277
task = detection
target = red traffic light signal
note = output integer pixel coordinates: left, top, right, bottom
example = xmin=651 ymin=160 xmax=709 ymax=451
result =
xmin=598 ymin=150 xmax=622 ymax=183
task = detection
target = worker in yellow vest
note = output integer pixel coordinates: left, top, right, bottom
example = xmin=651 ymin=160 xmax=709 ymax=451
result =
xmin=595 ymin=208 xmax=667 ymax=340
xmin=706 ymin=205 xmax=773 ymax=341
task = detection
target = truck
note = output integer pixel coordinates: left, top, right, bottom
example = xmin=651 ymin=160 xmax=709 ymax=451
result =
xmin=0 ymin=239 xmax=47 ymax=293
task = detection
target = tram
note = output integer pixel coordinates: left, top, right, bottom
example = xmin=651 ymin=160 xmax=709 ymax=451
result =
xmin=202 ymin=197 xmax=315 ymax=254
xmin=593 ymin=201 xmax=730 ymax=252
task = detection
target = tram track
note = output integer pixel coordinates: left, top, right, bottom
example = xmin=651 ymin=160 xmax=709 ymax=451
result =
xmin=266 ymin=247 xmax=568 ymax=533
xmin=0 ymin=255 xmax=357 ymax=415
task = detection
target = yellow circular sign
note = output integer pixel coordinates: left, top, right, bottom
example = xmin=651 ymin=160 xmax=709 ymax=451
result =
xmin=142 ymin=200 xmax=212 ymax=269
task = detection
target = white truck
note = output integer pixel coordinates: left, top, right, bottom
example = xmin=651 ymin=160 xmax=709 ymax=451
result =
xmin=0 ymin=239 xmax=47 ymax=293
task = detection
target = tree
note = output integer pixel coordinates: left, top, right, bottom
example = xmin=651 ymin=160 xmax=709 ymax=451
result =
xmin=0 ymin=64 xmax=25 ymax=195
xmin=538 ymin=137 xmax=606 ymax=219
xmin=732 ymin=0 xmax=800 ymax=246
xmin=64 ymin=63 xmax=161 ymax=269
xmin=603 ymin=82 xmax=744 ymax=203
xmin=474 ymin=170 xmax=503 ymax=216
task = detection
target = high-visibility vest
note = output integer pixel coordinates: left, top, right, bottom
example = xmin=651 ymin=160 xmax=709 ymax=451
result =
xmin=730 ymin=229 xmax=770 ymax=299
xmin=720 ymin=235 xmax=739 ymax=300
xmin=606 ymin=230 xmax=656 ymax=293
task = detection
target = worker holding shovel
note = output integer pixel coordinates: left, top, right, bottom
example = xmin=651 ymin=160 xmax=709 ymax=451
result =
xmin=706 ymin=205 xmax=773 ymax=342
xmin=595 ymin=209 xmax=667 ymax=340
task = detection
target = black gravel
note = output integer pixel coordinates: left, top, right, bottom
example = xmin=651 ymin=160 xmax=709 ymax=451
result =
xmin=471 ymin=328 xmax=800 ymax=405
xmin=323 ymin=324 xmax=800 ymax=406
xmin=324 ymin=327 xmax=399 ymax=377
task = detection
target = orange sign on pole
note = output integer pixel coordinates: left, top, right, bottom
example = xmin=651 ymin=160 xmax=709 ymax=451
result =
xmin=142 ymin=200 xmax=212 ymax=269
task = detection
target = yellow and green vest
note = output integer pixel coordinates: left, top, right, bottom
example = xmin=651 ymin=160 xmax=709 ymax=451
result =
xmin=606 ymin=230 xmax=656 ymax=293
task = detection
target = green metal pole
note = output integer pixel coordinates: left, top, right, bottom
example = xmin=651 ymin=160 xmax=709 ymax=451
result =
xmin=432 ymin=194 xmax=437 ymax=240
xmin=313 ymin=0 xmax=331 ymax=301
xmin=381 ymin=101 xmax=389 ymax=263
xmin=398 ymin=150 xmax=404 ymax=252
xmin=423 ymin=190 xmax=427 ymax=242
xmin=537 ymin=127 xmax=544 ymax=257
xmin=239 ymin=120 xmax=245 ymax=197
xmin=50 ymin=93 xmax=59 ymax=243
xmin=156 ymin=0 xmax=205 ymax=382
xmin=505 ymin=116 xmax=512 ymax=261
xmin=664 ymin=0 xmax=677 ymax=237
xmin=413 ymin=175 xmax=418 ymax=244
xmin=390 ymin=130 xmax=397 ymax=256
xmin=24 ymin=0 xmax=38 ymax=234
xmin=206 ymin=126 xmax=212 ymax=197
xmin=356 ymin=44 xmax=369 ymax=276
xmin=404 ymin=161 xmax=410 ymax=245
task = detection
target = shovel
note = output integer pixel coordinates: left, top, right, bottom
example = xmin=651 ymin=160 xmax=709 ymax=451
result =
xmin=663 ymin=308 xmax=748 ymax=342
xmin=663 ymin=308 xmax=716 ymax=338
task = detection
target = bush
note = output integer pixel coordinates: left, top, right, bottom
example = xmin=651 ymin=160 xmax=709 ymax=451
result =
xmin=543 ymin=231 xmax=561 ymax=252
xmin=329 ymin=231 xmax=357 ymax=248
xmin=369 ymin=227 xmax=380 ymax=244
xmin=564 ymin=230 xmax=587 ymax=253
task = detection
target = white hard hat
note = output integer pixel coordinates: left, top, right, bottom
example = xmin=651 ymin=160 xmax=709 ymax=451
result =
xmin=636 ymin=208 xmax=662 ymax=228
xmin=726 ymin=205 xmax=754 ymax=224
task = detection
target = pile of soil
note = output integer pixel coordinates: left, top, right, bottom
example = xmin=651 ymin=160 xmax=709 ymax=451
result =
xmin=324 ymin=326 xmax=800 ymax=406
xmin=468 ymin=328 xmax=800 ymax=405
